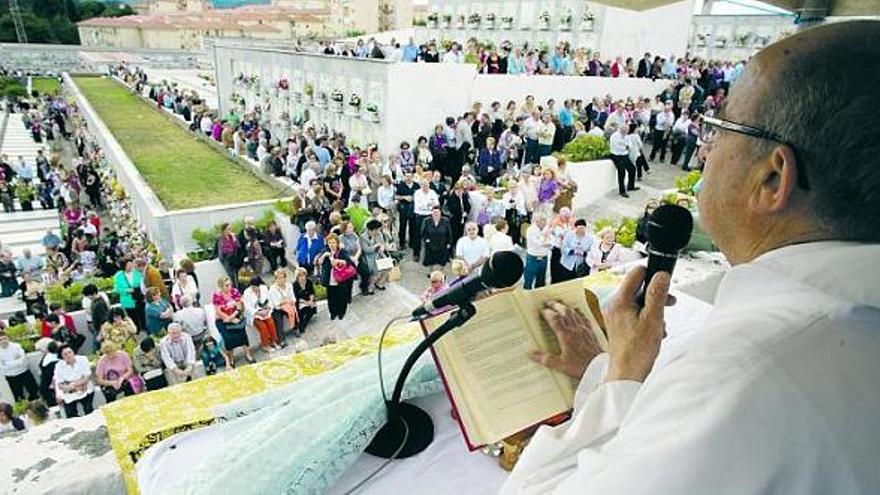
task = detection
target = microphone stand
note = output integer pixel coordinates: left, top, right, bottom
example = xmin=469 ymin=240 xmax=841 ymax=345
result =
xmin=365 ymin=302 xmax=477 ymax=459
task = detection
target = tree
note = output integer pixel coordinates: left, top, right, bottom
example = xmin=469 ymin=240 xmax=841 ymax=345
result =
xmin=78 ymin=1 xmax=107 ymax=20
xmin=0 ymin=77 xmax=28 ymax=100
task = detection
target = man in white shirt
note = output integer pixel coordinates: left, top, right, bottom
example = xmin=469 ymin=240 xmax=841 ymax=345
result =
xmin=670 ymin=109 xmax=692 ymax=165
xmin=442 ymin=43 xmax=463 ymax=64
xmin=523 ymin=214 xmax=552 ymax=290
xmin=411 ymin=180 xmax=439 ymax=261
xmin=159 ymin=323 xmax=197 ymax=385
xmin=505 ymin=22 xmax=880 ymax=494
xmin=536 ymin=114 xmax=556 ymax=160
xmin=0 ymin=331 xmax=39 ymax=401
xmin=609 ymin=126 xmax=638 ymax=197
xmin=455 ymin=222 xmax=489 ymax=273
xmin=649 ymin=101 xmax=674 ymax=162
xmin=173 ymin=296 xmax=208 ymax=345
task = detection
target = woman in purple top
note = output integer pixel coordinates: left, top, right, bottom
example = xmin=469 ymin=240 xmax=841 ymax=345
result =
xmin=211 ymin=120 xmax=223 ymax=142
xmin=537 ymin=168 xmax=560 ymax=216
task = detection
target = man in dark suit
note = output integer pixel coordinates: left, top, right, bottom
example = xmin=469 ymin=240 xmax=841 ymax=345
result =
xmin=636 ymin=52 xmax=652 ymax=78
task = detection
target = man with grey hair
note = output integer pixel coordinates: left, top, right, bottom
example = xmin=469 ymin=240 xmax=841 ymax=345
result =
xmin=173 ymin=295 xmax=208 ymax=346
xmin=506 ymin=21 xmax=880 ymax=493
xmin=159 ymin=322 xmax=196 ymax=385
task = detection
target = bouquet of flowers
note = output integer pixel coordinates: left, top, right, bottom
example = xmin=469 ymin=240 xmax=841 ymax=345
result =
xmin=427 ymin=12 xmax=439 ymax=27
xmin=715 ymin=35 xmax=728 ymax=48
xmin=468 ymin=12 xmax=481 ymax=26
xmin=442 ymin=14 xmax=452 ymax=27
xmin=559 ymin=10 xmax=573 ymax=29
xmin=316 ymin=91 xmax=327 ymax=107
xmin=303 ymin=83 xmax=314 ymax=97
xmin=456 ymin=14 xmax=466 ymax=28
xmin=582 ymin=11 xmax=595 ymax=31
xmin=277 ymin=78 xmax=289 ymax=90
xmin=365 ymin=102 xmax=380 ymax=122
xmin=485 ymin=12 xmax=496 ymax=29
xmin=349 ymin=94 xmax=361 ymax=108
xmin=538 ymin=11 xmax=551 ymax=30
xmin=330 ymin=89 xmax=344 ymax=102
xmin=501 ymin=15 xmax=514 ymax=30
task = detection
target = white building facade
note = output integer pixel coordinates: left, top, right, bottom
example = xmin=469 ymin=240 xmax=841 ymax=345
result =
xmin=415 ymin=0 xmax=693 ymax=61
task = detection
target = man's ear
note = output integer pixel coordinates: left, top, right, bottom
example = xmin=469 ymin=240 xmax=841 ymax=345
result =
xmin=749 ymin=145 xmax=799 ymax=213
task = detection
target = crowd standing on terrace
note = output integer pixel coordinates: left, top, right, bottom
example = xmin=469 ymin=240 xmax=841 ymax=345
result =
xmin=310 ymin=35 xmax=745 ymax=86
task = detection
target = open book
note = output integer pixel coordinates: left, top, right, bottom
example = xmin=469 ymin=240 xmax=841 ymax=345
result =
xmin=423 ymin=277 xmax=609 ymax=450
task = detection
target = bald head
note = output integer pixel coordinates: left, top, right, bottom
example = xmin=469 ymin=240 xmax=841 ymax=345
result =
xmin=726 ymin=21 xmax=880 ymax=243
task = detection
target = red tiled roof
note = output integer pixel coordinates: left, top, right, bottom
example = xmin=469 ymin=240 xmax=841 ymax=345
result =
xmin=77 ymin=4 xmax=322 ymax=31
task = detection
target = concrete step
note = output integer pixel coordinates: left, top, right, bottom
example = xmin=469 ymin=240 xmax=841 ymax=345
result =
xmin=0 ymin=295 xmax=27 ymax=318
xmin=0 ymin=208 xmax=58 ymax=223
xmin=0 ymin=217 xmax=58 ymax=234
xmin=1 ymin=230 xmax=45 ymax=247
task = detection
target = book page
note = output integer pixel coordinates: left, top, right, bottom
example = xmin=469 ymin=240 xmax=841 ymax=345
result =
xmin=430 ymin=292 xmax=572 ymax=447
xmin=514 ymin=278 xmax=610 ymax=405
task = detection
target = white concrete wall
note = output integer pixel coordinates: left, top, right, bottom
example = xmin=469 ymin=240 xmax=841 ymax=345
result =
xmin=599 ymin=1 xmax=693 ymax=61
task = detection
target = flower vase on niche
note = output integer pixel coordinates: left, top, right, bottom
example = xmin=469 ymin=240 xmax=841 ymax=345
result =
xmin=538 ymin=12 xmax=551 ymax=31
xmin=347 ymin=94 xmax=362 ymax=118
xmin=365 ymin=102 xmax=380 ymax=123
xmin=330 ymin=90 xmax=344 ymax=113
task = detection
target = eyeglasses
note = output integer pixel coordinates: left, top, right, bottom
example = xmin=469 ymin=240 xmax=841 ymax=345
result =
xmin=701 ymin=116 xmax=810 ymax=190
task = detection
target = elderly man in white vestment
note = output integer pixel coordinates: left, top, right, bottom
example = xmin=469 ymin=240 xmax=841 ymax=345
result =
xmin=503 ymin=21 xmax=880 ymax=494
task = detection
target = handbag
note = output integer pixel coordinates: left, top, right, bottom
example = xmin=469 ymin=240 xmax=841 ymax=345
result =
xmin=332 ymin=262 xmax=357 ymax=283
xmin=388 ymin=265 xmax=402 ymax=282
xmin=376 ymin=257 xmax=394 ymax=272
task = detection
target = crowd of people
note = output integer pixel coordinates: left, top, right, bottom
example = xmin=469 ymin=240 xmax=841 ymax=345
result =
xmin=311 ymin=35 xmax=745 ymax=84
xmin=0 ymin=47 xmax=716 ymax=431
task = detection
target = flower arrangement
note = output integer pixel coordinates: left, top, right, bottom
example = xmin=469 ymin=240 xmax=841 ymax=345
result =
xmin=468 ymin=12 xmax=481 ymax=26
xmin=427 ymin=12 xmax=439 ymax=27
xmin=696 ymin=32 xmax=710 ymax=46
xmin=581 ymin=11 xmax=595 ymax=31
xmin=456 ymin=14 xmax=466 ymax=28
xmin=277 ymin=78 xmax=289 ymax=90
xmin=485 ymin=12 xmax=495 ymax=29
xmin=316 ymin=91 xmax=327 ymax=108
xmin=349 ymin=94 xmax=361 ymax=108
xmin=715 ymin=35 xmax=727 ymax=48
xmin=733 ymin=32 xmax=752 ymax=47
xmin=538 ymin=11 xmax=551 ymax=30
xmin=303 ymin=82 xmax=314 ymax=97
xmin=442 ymin=13 xmax=452 ymax=28
xmin=235 ymin=73 xmax=259 ymax=88
xmin=559 ymin=10 xmax=573 ymax=30
xmin=330 ymin=89 xmax=344 ymax=102
xmin=501 ymin=15 xmax=514 ymax=30
xmin=365 ymin=102 xmax=380 ymax=122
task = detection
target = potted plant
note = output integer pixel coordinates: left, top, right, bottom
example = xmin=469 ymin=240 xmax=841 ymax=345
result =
xmin=581 ymin=11 xmax=595 ymax=31
xmin=456 ymin=14 xmax=466 ymax=29
xmin=501 ymin=15 xmax=514 ymax=30
xmin=485 ymin=12 xmax=496 ymax=29
xmin=277 ymin=78 xmax=289 ymax=91
xmin=538 ymin=11 xmax=551 ymax=30
xmin=365 ymin=102 xmax=380 ymax=122
xmin=348 ymin=93 xmax=361 ymax=117
xmin=733 ymin=32 xmax=751 ymax=47
xmin=316 ymin=90 xmax=327 ymax=108
xmin=715 ymin=35 xmax=727 ymax=48
xmin=427 ymin=12 xmax=439 ymax=28
xmin=468 ymin=12 xmax=481 ymax=28
xmin=559 ymin=10 xmax=573 ymax=31
xmin=442 ymin=14 xmax=452 ymax=28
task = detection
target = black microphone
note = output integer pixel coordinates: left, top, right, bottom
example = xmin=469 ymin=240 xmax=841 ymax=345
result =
xmin=637 ymin=204 xmax=693 ymax=306
xmin=411 ymin=250 xmax=524 ymax=319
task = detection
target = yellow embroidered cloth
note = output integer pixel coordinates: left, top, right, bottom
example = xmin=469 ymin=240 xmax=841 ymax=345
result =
xmin=102 ymin=323 xmax=423 ymax=494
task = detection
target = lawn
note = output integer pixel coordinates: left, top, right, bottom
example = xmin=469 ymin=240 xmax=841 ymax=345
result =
xmin=32 ymin=77 xmax=61 ymax=95
xmin=74 ymin=76 xmax=278 ymax=210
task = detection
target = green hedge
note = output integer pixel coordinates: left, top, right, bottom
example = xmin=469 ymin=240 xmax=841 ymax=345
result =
xmin=45 ymin=277 xmax=117 ymax=312
xmin=189 ymin=210 xmax=277 ymax=261
xmin=561 ymin=135 xmax=610 ymax=162
xmin=593 ymin=216 xmax=638 ymax=248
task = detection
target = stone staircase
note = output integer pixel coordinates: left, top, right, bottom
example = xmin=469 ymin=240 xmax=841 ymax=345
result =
xmin=1 ymin=112 xmax=61 ymax=315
